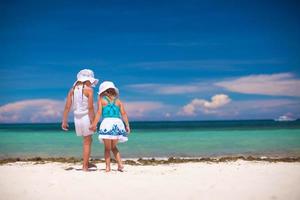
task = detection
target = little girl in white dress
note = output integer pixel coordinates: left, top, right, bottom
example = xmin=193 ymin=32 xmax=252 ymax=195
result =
xmin=62 ymin=69 xmax=98 ymax=171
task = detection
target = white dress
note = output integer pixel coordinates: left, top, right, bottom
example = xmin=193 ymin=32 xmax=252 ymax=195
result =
xmin=73 ymin=85 xmax=94 ymax=137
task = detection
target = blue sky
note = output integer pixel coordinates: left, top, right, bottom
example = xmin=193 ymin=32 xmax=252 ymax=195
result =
xmin=0 ymin=0 xmax=300 ymax=122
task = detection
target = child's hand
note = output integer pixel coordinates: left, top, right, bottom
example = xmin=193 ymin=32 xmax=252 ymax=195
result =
xmin=89 ymin=124 xmax=96 ymax=132
xmin=61 ymin=122 xmax=69 ymax=131
xmin=126 ymin=125 xmax=131 ymax=134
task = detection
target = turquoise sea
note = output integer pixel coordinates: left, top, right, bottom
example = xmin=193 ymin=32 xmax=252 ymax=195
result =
xmin=0 ymin=120 xmax=300 ymax=159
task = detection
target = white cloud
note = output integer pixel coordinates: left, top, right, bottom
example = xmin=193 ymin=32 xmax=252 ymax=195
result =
xmin=165 ymin=113 xmax=171 ymax=118
xmin=0 ymin=99 xmax=172 ymax=123
xmin=126 ymin=83 xmax=210 ymax=95
xmin=215 ymin=73 xmax=300 ymax=97
xmin=217 ymin=99 xmax=300 ymax=119
xmin=178 ymin=98 xmax=300 ymax=119
xmin=124 ymin=101 xmax=167 ymax=118
xmin=179 ymin=94 xmax=231 ymax=116
xmin=1 ymin=96 xmax=298 ymax=122
xmin=0 ymin=99 xmax=65 ymax=123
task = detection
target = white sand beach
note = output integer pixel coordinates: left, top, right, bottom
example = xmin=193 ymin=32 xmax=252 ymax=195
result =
xmin=1 ymin=160 xmax=300 ymax=200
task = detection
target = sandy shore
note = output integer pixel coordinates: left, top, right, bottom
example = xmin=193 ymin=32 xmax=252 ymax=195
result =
xmin=1 ymin=160 xmax=300 ymax=200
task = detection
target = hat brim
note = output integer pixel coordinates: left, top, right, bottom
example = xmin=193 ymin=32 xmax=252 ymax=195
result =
xmin=73 ymin=78 xmax=99 ymax=87
xmin=98 ymin=86 xmax=119 ymax=96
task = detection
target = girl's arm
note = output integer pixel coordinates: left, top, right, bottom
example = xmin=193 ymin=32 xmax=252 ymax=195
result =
xmin=89 ymin=98 xmax=102 ymax=131
xmin=61 ymin=89 xmax=73 ymax=131
xmin=119 ymin=100 xmax=130 ymax=133
xmin=85 ymin=88 xmax=95 ymax=123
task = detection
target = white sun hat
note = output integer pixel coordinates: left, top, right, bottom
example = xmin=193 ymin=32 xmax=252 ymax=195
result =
xmin=73 ymin=69 xmax=99 ymax=87
xmin=98 ymin=81 xmax=119 ymax=95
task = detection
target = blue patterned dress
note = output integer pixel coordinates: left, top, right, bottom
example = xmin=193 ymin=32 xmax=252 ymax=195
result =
xmin=98 ymin=96 xmax=128 ymax=143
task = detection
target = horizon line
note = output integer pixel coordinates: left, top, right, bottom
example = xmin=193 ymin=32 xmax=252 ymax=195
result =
xmin=1 ymin=118 xmax=299 ymax=125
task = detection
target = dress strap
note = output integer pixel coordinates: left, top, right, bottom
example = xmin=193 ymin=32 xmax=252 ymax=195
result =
xmin=112 ymin=97 xmax=118 ymax=105
xmin=103 ymin=96 xmax=118 ymax=105
xmin=103 ymin=96 xmax=111 ymax=104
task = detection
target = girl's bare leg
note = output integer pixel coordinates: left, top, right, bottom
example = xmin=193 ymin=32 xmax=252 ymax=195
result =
xmin=111 ymin=140 xmax=123 ymax=171
xmin=103 ymin=139 xmax=112 ymax=172
xmin=83 ymin=135 xmax=92 ymax=171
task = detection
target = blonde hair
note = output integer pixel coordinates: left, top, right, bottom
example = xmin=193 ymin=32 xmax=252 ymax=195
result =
xmin=101 ymin=88 xmax=117 ymax=98
xmin=72 ymin=81 xmax=90 ymax=101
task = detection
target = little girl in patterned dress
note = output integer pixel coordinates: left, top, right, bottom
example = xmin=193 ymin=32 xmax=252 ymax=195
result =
xmin=90 ymin=81 xmax=130 ymax=172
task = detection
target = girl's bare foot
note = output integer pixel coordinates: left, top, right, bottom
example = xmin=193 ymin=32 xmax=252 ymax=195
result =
xmin=83 ymin=167 xmax=89 ymax=172
xmin=117 ymin=166 xmax=124 ymax=172
xmin=88 ymin=162 xmax=97 ymax=168
xmin=105 ymin=167 xmax=111 ymax=172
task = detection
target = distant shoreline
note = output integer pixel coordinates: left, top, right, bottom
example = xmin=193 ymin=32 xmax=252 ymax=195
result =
xmin=1 ymin=156 xmax=300 ymax=165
